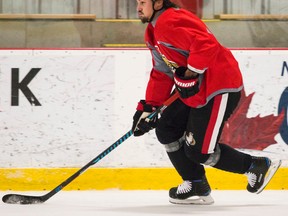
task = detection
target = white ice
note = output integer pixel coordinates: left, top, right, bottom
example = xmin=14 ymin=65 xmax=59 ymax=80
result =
xmin=1 ymin=190 xmax=287 ymax=216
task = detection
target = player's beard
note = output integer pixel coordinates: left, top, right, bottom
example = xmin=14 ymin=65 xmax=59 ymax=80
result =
xmin=140 ymin=17 xmax=150 ymax=23
xmin=138 ymin=13 xmax=150 ymax=23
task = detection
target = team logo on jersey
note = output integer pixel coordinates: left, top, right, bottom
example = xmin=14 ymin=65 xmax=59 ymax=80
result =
xmin=155 ymin=45 xmax=179 ymax=72
xmin=161 ymin=54 xmax=179 ymax=72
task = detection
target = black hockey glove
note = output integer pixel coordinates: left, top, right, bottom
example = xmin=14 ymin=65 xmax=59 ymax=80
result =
xmin=132 ymin=100 xmax=158 ymax=137
xmin=174 ymin=66 xmax=200 ymax=98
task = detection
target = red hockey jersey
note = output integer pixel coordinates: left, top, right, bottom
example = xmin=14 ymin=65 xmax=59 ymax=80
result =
xmin=144 ymin=8 xmax=243 ymax=108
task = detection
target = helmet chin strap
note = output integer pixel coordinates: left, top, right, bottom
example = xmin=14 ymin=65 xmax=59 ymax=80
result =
xmin=149 ymin=0 xmax=163 ymax=22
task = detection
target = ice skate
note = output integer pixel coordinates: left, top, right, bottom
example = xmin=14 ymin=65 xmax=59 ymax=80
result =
xmin=169 ymin=176 xmax=214 ymax=205
xmin=245 ymin=156 xmax=282 ymax=194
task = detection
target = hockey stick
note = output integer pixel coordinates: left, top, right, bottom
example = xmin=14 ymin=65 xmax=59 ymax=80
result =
xmin=2 ymin=91 xmax=179 ymax=205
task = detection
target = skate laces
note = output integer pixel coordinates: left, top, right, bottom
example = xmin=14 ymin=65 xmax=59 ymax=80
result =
xmin=245 ymin=157 xmax=270 ymax=188
xmin=176 ymin=181 xmax=192 ymax=194
xmin=245 ymin=172 xmax=257 ymax=187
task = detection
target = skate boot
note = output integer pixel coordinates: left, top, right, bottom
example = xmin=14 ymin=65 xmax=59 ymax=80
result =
xmin=245 ymin=156 xmax=282 ymax=194
xmin=169 ymin=176 xmax=214 ymax=205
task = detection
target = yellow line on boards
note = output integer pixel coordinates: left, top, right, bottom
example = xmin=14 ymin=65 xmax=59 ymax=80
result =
xmin=0 ymin=167 xmax=287 ymax=191
xmin=103 ymin=44 xmax=146 ymax=47
xmin=96 ymin=19 xmax=220 ymax=23
xmin=96 ymin=19 xmax=141 ymax=22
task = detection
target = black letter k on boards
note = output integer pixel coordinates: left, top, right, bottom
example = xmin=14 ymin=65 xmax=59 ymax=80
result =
xmin=11 ymin=68 xmax=41 ymax=106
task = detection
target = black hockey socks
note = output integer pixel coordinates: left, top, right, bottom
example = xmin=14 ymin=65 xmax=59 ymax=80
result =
xmin=167 ymin=144 xmax=205 ymax=180
xmin=212 ymin=143 xmax=252 ymax=174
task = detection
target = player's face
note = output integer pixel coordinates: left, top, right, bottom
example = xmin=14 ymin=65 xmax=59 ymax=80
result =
xmin=136 ymin=0 xmax=154 ymax=23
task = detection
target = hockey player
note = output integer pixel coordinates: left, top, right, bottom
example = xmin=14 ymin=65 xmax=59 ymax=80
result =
xmin=132 ymin=0 xmax=281 ymax=205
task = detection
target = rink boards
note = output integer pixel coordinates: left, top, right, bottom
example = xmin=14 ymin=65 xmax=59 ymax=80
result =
xmin=0 ymin=48 xmax=287 ymax=190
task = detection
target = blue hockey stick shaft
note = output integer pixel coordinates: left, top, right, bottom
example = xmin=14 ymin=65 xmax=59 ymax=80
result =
xmin=2 ymin=91 xmax=179 ymax=205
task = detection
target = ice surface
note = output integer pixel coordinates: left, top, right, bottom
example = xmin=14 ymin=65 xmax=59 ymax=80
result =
xmin=1 ymin=190 xmax=287 ymax=216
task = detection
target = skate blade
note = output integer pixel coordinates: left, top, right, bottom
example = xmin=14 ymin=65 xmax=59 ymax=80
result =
xmin=169 ymin=194 xmax=214 ymax=205
xmin=256 ymin=159 xmax=282 ymax=194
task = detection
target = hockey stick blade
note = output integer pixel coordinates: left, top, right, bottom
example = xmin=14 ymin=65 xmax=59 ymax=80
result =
xmin=2 ymin=194 xmax=45 ymax=205
xmin=2 ymin=92 xmax=179 ymax=205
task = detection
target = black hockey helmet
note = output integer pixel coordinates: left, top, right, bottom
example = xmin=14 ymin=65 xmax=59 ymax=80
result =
xmin=162 ymin=0 xmax=178 ymax=8
xmin=150 ymin=0 xmax=177 ymax=22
